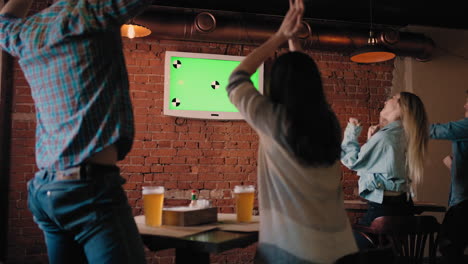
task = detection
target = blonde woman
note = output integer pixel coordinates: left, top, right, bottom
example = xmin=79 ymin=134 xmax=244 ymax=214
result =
xmin=341 ymin=92 xmax=429 ymax=249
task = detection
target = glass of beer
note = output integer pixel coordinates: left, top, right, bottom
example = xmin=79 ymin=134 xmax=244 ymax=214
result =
xmin=233 ymin=185 xmax=255 ymax=222
xmin=142 ymin=186 xmax=165 ymax=227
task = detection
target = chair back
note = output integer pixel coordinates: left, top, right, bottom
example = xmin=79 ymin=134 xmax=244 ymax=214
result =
xmin=367 ymin=215 xmax=440 ymax=264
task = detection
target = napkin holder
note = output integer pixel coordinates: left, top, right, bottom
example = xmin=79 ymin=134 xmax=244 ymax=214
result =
xmin=162 ymin=206 xmax=218 ymax=226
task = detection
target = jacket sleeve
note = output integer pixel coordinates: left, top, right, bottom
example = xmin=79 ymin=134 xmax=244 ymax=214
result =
xmin=341 ymin=123 xmax=389 ymax=174
xmin=227 ymin=70 xmax=278 ymax=137
xmin=430 ymin=118 xmax=468 ymax=141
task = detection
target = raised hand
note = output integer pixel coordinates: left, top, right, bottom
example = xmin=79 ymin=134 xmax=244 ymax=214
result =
xmin=278 ymin=0 xmax=304 ymax=39
xmin=231 ymin=0 xmax=305 ymax=76
xmin=367 ymin=124 xmax=380 ymax=140
xmin=0 ymin=0 xmax=34 ymax=18
xmin=348 ymin=117 xmax=361 ymax=126
xmin=443 ymin=155 xmax=453 ymax=170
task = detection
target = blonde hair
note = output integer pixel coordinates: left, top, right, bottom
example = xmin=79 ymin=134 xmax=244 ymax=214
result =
xmin=398 ymin=92 xmax=429 ymax=193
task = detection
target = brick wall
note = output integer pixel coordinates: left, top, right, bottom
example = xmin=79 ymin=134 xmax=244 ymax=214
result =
xmin=4 ymin=4 xmax=393 ymax=262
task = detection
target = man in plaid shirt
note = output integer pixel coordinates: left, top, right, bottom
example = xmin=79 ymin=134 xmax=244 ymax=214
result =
xmin=0 ymin=0 xmax=151 ymax=263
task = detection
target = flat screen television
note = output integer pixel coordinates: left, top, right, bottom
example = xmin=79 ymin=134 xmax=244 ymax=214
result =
xmin=164 ymin=51 xmax=264 ymax=120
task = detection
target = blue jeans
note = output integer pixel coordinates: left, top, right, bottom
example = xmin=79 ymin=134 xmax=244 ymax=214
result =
xmin=27 ymin=165 xmax=146 ymax=264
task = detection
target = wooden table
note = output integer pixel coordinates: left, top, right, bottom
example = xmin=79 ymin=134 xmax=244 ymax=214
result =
xmin=136 ymin=214 xmax=259 ymax=264
xmin=344 ymin=200 xmax=446 ymax=214
xmin=141 ymin=230 xmax=258 ymax=263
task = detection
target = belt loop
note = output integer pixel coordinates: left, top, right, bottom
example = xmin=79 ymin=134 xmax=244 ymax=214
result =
xmin=81 ymin=163 xmax=89 ymax=180
xmin=42 ymin=170 xmax=48 ymax=180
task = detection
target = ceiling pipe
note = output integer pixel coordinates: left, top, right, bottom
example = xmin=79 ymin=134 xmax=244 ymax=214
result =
xmin=135 ymin=6 xmax=434 ymax=61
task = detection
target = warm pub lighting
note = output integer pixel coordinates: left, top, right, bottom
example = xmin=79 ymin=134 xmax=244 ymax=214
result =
xmin=350 ymin=48 xmax=396 ymax=63
xmin=350 ymin=30 xmax=396 ymax=63
xmin=351 ymin=0 xmax=396 ymax=63
xmin=121 ymin=23 xmax=151 ymax=39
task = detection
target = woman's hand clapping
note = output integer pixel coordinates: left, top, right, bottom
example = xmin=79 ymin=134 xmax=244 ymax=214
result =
xmin=277 ymin=0 xmax=304 ymax=39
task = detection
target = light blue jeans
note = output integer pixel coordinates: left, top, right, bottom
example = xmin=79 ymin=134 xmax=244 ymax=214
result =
xmin=27 ymin=165 xmax=146 ymax=264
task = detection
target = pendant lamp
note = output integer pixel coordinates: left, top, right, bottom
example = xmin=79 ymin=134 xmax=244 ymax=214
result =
xmin=121 ymin=21 xmax=151 ymax=39
xmin=350 ymin=0 xmax=396 ymax=63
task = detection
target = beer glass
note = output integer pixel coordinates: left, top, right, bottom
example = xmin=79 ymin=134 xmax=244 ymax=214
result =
xmin=142 ymin=186 xmax=165 ymax=227
xmin=233 ymin=185 xmax=255 ymax=222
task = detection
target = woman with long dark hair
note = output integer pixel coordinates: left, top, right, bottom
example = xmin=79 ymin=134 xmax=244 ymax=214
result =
xmin=227 ymin=0 xmax=357 ymax=262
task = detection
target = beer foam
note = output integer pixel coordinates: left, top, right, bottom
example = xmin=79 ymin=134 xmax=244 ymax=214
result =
xmin=142 ymin=186 xmax=165 ymax=195
xmin=234 ymin=185 xmax=255 ymax=193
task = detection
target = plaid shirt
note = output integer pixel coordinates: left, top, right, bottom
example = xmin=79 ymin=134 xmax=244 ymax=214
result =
xmin=0 ymin=0 xmax=152 ymax=170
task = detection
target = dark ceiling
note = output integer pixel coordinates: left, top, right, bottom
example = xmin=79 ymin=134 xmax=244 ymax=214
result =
xmin=152 ymin=0 xmax=468 ymax=30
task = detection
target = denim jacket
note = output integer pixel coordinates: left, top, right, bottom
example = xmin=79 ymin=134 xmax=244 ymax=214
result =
xmin=341 ymin=121 xmax=409 ymax=204
xmin=430 ymin=118 xmax=468 ymax=207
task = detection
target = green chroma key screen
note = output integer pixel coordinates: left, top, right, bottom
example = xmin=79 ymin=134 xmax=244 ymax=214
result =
xmin=165 ymin=52 xmax=263 ymax=119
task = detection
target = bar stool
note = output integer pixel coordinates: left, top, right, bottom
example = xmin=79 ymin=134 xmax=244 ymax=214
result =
xmin=353 ymin=215 xmax=440 ymax=264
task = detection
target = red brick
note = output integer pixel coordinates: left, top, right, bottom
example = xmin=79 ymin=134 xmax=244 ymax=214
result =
xmin=199 ymin=173 xmax=223 ymax=181
xmin=202 ymin=150 xmax=223 ymax=157
xmin=163 ymin=165 xmax=191 ymax=173
xmin=150 ymin=166 xmax=164 ymax=173
xmin=130 ymin=157 xmax=145 ymax=165
xmin=121 ymin=165 xmax=150 ymax=173
xmin=179 ymin=133 xmax=204 ymax=140
xmin=177 ymin=174 xmax=198 ymax=181
xmin=142 ymin=141 xmax=158 ymax=149
xmin=225 ymin=158 xmax=238 ymax=165
xmin=150 ymin=148 xmax=177 ymax=156
xmin=160 ymin=157 xmax=186 ymax=164
xmin=199 ymin=157 xmax=225 ymax=165
xmin=151 ymin=132 xmax=178 ymax=140
xmin=177 ymin=149 xmax=202 ymax=157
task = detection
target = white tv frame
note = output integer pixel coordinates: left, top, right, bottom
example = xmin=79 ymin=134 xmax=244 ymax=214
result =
xmin=163 ymin=51 xmax=264 ymax=120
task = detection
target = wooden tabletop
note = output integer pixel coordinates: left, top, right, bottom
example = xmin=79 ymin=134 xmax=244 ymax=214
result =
xmin=141 ymin=229 xmax=258 ymax=254
xmin=141 ymin=229 xmax=258 ymax=264
xmin=344 ymin=200 xmax=446 ymax=214
xmin=138 ymin=214 xmax=259 ymax=264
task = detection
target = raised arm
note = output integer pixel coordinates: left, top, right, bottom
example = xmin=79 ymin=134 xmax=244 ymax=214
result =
xmin=288 ymin=37 xmax=304 ymax=52
xmin=0 ymin=0 xmax=33 ymax=18
xmin=232 ymin=0 xmax=304 ymax=76
xmin=430 ymin=118 xmax=468 ymax=141
xmin=341 ymin=118 xmax=389 ymax=172
xmin=443 ymin=155 xmax=452 ymax=170
xmin=83 ymin=0 xmax=153 ymax=30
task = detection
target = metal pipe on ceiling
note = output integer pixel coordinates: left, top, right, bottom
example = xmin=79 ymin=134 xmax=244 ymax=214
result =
xmin=135 ymin=6 xmax=434 ymax=61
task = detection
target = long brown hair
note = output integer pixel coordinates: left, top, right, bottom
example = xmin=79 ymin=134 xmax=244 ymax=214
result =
xmin=398 ymin=92 xmax=429 ymax=193
xmin=269 ymin=52 xmax=341 ymax=166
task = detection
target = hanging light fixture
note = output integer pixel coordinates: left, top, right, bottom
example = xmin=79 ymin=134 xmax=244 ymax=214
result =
xmin=350 ymin=0 xmax=396 ymax=63
xmin=121 ymin=20 xmax=151 ymax=39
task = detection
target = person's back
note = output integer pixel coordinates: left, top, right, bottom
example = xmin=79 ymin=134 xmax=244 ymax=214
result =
xmin=228 ymin=53 xmax=357 ymax=263
xmin=0 ymin=0 xmax=152 ymax=263
xmin=0 ymin=0 xmax=151 ymax=169
xmin=254 ymin=127 xmax=358 ymax=263
xmin=226 ymin=1 xmax=358 ymax=261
